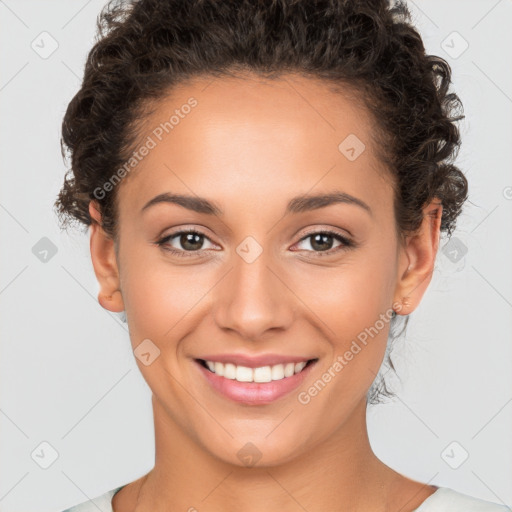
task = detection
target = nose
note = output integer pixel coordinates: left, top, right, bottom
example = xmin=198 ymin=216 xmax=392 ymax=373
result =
xmin=213 ymin=249 xmax=294 ymax=341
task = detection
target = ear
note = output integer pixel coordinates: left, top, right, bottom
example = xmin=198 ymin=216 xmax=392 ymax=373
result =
xmin=393 ymin=199 xmax=443 ymax=316
xmin=89 ymin=200 xmax=124 ymax=313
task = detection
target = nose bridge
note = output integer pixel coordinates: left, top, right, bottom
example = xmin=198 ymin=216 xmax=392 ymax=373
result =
xmin=213 ymin=240 xmax=293 ymax=339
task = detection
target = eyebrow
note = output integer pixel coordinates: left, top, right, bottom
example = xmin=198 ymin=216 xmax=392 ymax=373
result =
xmin=141 ymin=190 xmax=372 ymax=217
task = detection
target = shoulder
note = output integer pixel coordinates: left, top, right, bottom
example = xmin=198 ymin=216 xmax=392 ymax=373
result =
xmin=415 ymin=487 xmax=511 ymax=512
xmin=59 ymin=486 xmax=125 ymax=512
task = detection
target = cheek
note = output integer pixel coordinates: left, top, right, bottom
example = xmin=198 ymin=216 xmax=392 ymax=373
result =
xmin=121 ymin=248 xmax=218 ymax=354
xmin=124 ymin=268 xmax=198 ymax=333
xmin=303 ymin=245 xmax=396 ymax=327
xmin=298 ymin=242 xmax=397 ymax=380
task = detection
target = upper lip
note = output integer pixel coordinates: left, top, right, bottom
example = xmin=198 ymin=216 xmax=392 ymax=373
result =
xmin=197 ymin=353 xmax=316 ymax=368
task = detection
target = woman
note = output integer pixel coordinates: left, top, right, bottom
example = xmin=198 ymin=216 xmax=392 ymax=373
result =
xmin=54 ymin=0 xmax=509 ymax=511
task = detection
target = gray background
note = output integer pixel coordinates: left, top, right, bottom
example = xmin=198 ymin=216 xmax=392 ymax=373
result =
xmin=0 ymin=1 xmax=511 ymax=511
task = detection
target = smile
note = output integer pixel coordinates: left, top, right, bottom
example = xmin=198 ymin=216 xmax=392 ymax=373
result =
xmin=200 ymin=359 xmax=314 ymax=382
xmin=195 ymin=358 xmax=318 ymax=405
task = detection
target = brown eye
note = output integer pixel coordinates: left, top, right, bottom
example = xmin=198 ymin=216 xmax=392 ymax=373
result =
xmin=156 ymin=229 xmax=216 ymax=258
xmin=176 ymin=232 xmax=204 ymax=251
xmin=294 ymin=230 xmax=354 ymax=256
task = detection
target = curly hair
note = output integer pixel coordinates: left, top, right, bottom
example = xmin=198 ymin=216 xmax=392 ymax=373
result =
xmin=54 ymin=0 xmax=468 ymax=404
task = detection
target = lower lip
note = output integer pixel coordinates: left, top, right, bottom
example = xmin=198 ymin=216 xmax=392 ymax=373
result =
xmin=194 ymin=359 xmax=317 ymax=405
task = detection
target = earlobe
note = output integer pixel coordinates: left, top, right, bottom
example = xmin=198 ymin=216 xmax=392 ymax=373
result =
xmin=393 ymin=200 xmax=443 ymax=316
xmin=88 ymin=200 xmax=125 ymax=313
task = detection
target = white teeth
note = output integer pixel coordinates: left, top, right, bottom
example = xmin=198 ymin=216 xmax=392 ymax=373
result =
xmin=284 ymin=362 xmax=295 ymax=377
xmin=295 ymin=361 xmax=307 ymax=373
xmin=254 ymin=366 xmax=272 ymax=383
xmin=236 ymin=365 xmax=253 ymax=382
xmin=214 ymin=361 xmax=224 ymax=377
xmin=224 ymin=363 xmax=236 ymax=379
xmin=271 ymin=364 xmax=284 ymax=380
xmin=203 ymin=359 xmax=311 ymax=382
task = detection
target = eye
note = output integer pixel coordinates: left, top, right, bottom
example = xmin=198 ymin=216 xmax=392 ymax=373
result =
xmin=293 ymin=229 xmax=354 ymax=256
xmin=156 ymin=228 xmax=217 ymax=258
xmin=156 ymin=227 xmax=355 ymax=259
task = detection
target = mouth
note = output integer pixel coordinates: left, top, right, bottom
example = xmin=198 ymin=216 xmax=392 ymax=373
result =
xmin=194 ymin=357 xmax=319 ymax=405
xmin=196 ymin=357 xmax=318 ymax=381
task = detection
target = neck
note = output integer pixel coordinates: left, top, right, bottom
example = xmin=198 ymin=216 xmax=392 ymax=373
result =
xmin=128 ymin=395 xmax=413 ymax=512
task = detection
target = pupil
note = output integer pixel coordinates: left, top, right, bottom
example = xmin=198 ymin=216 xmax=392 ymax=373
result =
xmin=312 ymin=233 xmax=333 ymax=251
xmin=182 ymin=233 xmax=202 ymax=250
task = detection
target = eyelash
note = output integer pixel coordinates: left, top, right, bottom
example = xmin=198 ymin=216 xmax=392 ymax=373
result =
xmin=155 ymin=228 xmax=355 ymax=259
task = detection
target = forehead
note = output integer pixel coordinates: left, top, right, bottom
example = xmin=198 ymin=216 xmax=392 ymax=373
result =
xmin=117 ymin=73 xmax=393 ymax=217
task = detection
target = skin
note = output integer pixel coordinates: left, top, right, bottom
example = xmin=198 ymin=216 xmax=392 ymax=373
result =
xmin=88 ymin=73 xmax=442 ymax=512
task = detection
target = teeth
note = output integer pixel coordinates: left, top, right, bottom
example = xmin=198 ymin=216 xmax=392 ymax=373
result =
xmin=295 ymin=361 xmax=307 ymax=373
xmin=214 ymin=361 xmax=224 ymax=377
xmin=224 ymin=363 xmax=236 ymax=379
xmin=236 ymin=365 xmax=254 ymax=382
xmin=284 ymin=363 xmax=295 ymax=377
xmin=203 ymin=360 xmax=310 ymax=382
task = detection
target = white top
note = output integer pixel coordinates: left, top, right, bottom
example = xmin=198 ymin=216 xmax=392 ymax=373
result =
xmin=60 ymin=485 xmax=511 ymax=512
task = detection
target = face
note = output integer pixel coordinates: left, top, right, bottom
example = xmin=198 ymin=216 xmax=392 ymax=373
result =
xmin=89 ymin=73 xmax=440 ymax=467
